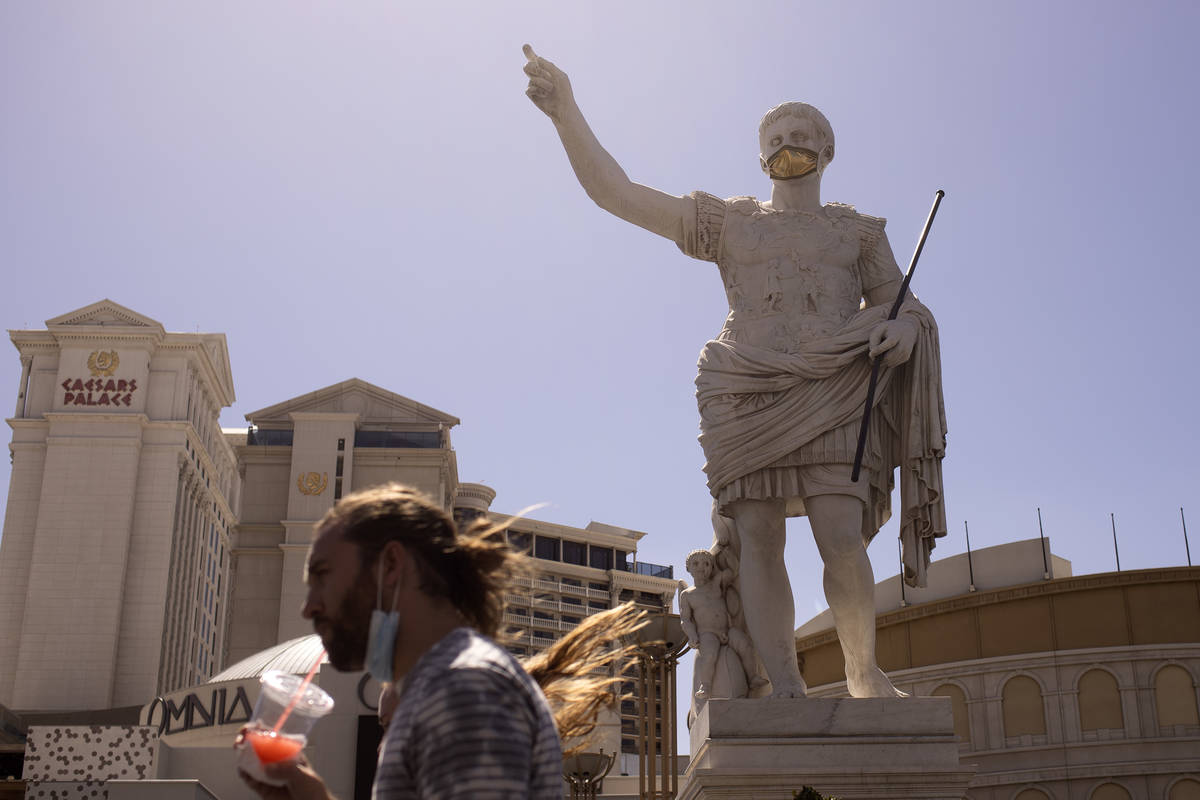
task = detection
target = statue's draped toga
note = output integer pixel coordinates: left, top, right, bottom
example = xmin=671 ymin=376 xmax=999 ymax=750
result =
xmin=679 ymin=192 xmax=948 ymax=586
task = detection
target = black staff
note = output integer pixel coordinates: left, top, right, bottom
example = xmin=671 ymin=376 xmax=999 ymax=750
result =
xmin=851 ymin=189 xmax=944 ymax=482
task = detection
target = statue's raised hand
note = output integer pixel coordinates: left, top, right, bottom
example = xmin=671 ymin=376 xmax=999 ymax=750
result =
xmin=523 ymin=44 xmax=575 ymax=123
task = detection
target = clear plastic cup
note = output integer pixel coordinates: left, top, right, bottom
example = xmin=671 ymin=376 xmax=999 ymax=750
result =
xmin=236 ymin=669 xmax=335 ymax=786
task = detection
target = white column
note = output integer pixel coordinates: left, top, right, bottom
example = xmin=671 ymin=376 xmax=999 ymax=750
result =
xmin=14 ymin=355 xmax=32 ymax=417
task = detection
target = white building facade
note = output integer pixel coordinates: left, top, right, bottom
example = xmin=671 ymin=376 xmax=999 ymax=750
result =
xmin=1 ymin=300 xmax=237 ymax=712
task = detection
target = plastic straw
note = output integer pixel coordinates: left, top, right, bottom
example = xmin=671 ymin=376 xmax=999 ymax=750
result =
xmin=272 ymin=649 xmax=325 ymax=733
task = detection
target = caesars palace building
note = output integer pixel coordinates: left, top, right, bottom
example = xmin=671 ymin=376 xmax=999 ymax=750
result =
xmin=1 ymin=300 xmax=1198 ymax=800
xmin=0 ymin=300 xmax=681 ymax=800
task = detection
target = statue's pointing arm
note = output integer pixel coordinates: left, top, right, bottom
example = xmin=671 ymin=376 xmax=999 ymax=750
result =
xmin=523 ymin=45 xmax=694 ymax=247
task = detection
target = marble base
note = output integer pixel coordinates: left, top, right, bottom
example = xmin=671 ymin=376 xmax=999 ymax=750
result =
xmin=681 ymin=698 xmax=975 ymax=800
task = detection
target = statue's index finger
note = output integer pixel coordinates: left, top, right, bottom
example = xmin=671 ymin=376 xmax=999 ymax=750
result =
xmin=522 ymin=43 xmax=539 ymax=64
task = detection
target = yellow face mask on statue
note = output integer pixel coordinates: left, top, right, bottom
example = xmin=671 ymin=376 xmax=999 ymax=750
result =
xmin=764 ymin=146 xmax=820 ymax=180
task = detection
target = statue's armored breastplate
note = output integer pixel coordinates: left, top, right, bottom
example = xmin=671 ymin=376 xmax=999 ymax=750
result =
xmin=718 ymin=202 xmax=863 ymax=350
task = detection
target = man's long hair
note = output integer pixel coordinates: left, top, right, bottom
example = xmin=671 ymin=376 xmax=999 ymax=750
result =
xmin=320 ymin=483 xmax=648 ymax=752
xmin=524 ymin=602 xmax=645 ymax=755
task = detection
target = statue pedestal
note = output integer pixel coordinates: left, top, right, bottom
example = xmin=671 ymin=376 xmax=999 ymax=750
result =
xmin=681 ymin=697 xmax=975 ymax=800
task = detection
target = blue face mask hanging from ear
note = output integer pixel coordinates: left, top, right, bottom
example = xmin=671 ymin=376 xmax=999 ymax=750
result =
xmin=365 ymin=556 xmax=403 ymax=685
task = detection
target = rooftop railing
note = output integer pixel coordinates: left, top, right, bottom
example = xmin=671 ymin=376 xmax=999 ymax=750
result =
xmin=620 ymin=561 xmax=674 ymax=579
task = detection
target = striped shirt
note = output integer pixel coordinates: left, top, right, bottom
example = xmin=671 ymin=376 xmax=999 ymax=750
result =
xmin=373 ymin=627 xmax=562 ymax=799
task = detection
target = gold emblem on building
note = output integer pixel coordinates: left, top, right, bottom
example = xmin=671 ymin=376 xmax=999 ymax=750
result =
xmin=87 ymin=350 xmax=120 ymax=377
xmin=297 ymin=472 xmax=328 ymax=496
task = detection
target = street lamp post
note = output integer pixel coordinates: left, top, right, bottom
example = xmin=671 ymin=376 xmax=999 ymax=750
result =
xmin=632 ymin=612 xmax=689 ymax=800
xmin=563 ymin=749 xmax=616 ymax=800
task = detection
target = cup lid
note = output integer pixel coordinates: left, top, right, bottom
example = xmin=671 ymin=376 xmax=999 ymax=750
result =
xmin=260 ymin=669 xmax=335 ymax=714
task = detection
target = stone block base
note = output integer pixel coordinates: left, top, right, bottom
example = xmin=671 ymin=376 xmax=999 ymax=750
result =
xmin=681 ymin=697 xmax=975 ymax=800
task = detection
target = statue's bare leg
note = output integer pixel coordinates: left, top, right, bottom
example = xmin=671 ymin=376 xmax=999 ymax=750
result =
xmin=694 ymin=632 xmax=721 ymax=698
xmin=728 ymin=498 xmax=807 ymax=698
xmin=806 ymin=494 xmax=904 ymax=698
xmin=727 ymin=629 xmax=769 ymax=689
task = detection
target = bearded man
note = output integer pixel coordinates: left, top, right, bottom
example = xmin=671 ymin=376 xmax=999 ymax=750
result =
xmin=238 ymin=484 xmax=563 ymax=800
xmin=524 ymin=46 xmax=947 ymax=699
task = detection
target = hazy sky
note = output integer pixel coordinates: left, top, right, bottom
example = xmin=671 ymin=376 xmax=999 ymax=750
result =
xmin=2 ymin=0 xmax=1198 ymax=751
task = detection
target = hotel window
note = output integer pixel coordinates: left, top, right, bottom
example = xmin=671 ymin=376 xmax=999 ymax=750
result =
xmin=534 ymin=536 xmax=560 ymax=562
xmin=562 ymin=540 xmax=586 ymax=566
xmin=354 ymin=430 xmax=440 ymax=448
xmin=334 ymin=452 xmax=344 ymax=500
xmin=589 ymin=546 xmax=613 ymax=571
xmin=509 ymin=531 xmax=532 ymax=553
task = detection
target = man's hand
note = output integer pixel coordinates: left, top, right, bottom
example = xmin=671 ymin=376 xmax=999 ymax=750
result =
xmin=522 ymin=44 xmax=575 ymax=123
xmin=235 ymin=728 xmax=336 ymax=800
xmin=867 ymin=318 xmax=917 ymax=367
xmin=237 ymin=758 xmax=334 ymax=800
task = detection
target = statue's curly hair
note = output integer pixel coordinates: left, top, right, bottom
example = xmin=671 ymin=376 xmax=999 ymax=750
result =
xmin=685 ymin=548 xmax=716 ymax=574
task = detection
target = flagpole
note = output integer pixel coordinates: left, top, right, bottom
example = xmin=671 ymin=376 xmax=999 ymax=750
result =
xmin=964 ymin=520 xmax=976 ymax=593
xmin=1183 ymin=507 xmax=1191 ymax=568
xmin=1111 ymin=513 xmax=1121 ymax=572
xmin=1037 ymin=507 xmax=1050 ymax=580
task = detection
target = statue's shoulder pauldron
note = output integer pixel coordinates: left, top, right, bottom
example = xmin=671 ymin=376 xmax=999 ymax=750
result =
xmin=725 ymin=195 xmax=761 ymax=216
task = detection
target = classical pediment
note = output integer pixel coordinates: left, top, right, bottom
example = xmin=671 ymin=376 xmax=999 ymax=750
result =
xmin=244 ymin=378 xmax=460 ymax=427
xmin=46 ymin=299 xmax=164 ymax=332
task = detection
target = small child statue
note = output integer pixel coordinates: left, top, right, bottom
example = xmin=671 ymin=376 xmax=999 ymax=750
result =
xmin=679 ymin=544 xmax=768 ymax=700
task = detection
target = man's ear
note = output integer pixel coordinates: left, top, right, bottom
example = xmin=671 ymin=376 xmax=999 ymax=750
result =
xmin=820 ymin=144 xmax=834 ymax=171
xmin=379 ymin=540 xmax=409 ymax=584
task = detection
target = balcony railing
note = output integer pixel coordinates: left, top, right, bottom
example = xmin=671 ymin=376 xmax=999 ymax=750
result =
xmin=619 ymin=561 xmax=674 ymax=579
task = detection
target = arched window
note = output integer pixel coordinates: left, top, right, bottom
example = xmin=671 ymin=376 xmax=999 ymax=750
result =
xmin=1014 ymin=789 xmax=1051 ymax=800
xmin=1078 ymin=669 xmax=1123 ymax=731
xmin=1089 ymin=783 xmax=1131 ymax=800
xmin=1155 ymin=665 xmax=1200 ymax=728
xmin=1168 ymin=778 xmax=1200 ymax=800
xmin=1002 ymin=675 xmax=1046 ymax=738
xmin=931 ymin=683 xmax=970 ymax=744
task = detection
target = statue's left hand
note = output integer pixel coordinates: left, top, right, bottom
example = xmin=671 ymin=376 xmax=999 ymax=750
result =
xmin=868 ymin=319 xmax=917 ymax=367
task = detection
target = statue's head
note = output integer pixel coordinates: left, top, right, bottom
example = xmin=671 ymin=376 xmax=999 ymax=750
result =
xmin=758 ymin=102 xmax=835 ymax=181
xmin=685 ymin=549 xmax=715 ymax=580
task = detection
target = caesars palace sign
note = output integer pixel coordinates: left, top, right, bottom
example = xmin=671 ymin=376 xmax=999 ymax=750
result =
xmin=61 ymin=350 xmax=139 ymax=407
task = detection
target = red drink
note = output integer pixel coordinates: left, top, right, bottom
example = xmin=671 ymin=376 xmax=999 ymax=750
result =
xmin=245 ymin=728 xmax=304 ymax=764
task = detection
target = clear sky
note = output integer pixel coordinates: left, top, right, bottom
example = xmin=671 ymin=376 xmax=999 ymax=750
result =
xmin=2 ymin=0 xmax=1198 ymax=754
